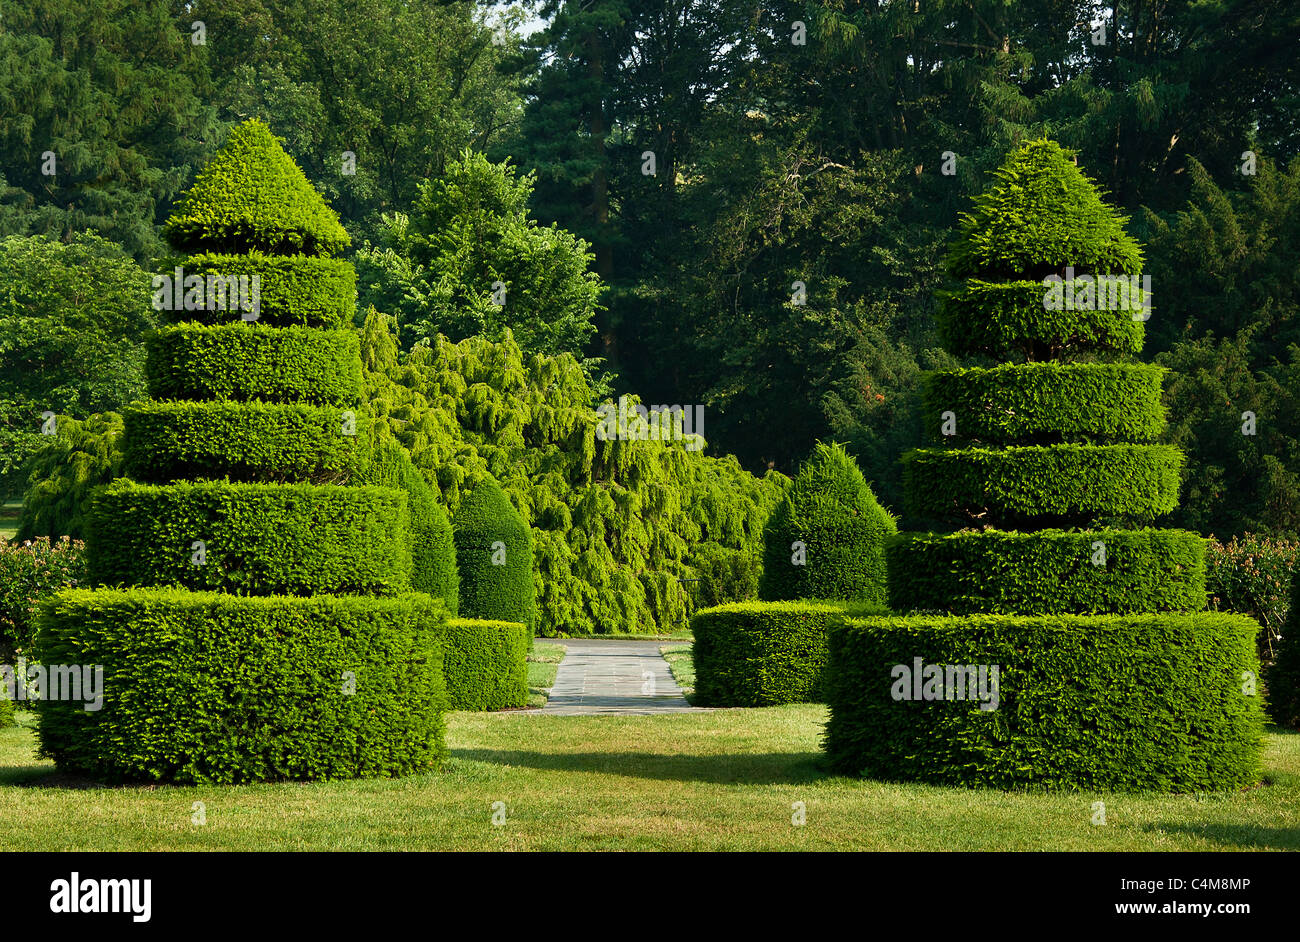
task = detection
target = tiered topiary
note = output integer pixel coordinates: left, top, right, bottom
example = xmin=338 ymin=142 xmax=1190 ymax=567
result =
xmin=693 ymin=442 xmax=894 ymax=706
xmin=825 ymin=139 xmax=1264 ymax=790
xmin=33 ymin=120 xmax=449 ymax=783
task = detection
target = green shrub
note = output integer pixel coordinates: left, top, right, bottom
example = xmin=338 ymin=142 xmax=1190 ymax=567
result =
xmin=33 ymin=588 xmax=446 ymax=784
xmin=691 ymin=600 xmax=883 ymax=706
xmin=921 ymin=362 xmax=1166 ymax=444
xmin=171 ymin=253 xmax=356 ymax=328
xmin=902 ymin=443 xmax=1183 ymax=526
xmin=15 ymin=413 xmax=123 ymax=541
xmin=0 ymin=696 xmax=13 ymax=728
xmin=146 ymin=323 xmax=362 ymax=406
xmin=0 ymin=537 xmax=86 ymax=659
xmin=361 ymin=436 xmax=458 ymax=612
xmin=84 ymin=480 xmax=412 ymax=596
xmin=759 ymin=442 xmax=895 ymax=603
xmin=122 ymin=400 xmax=370 ymax=484
xmin=943 ymin=139 xmax=1145 ymax=281
xmin=937 ymin=279 xmax=1146 ymax=361
xmin=1206 ymin=534 xmax=1299 ymax=663
xmin=453 ymin=479 xmax=536 ymax=629
xmin=887 ymin=529 xmax=1206 ymax=615
xmin=162 ymin=119 xmax=350 ymax=256
xmin=443 ymin=618 xmax=529 ymax=711
xmin=825 ymin=611 xmax=1264 ymax=790
xmin=1266 ymin=565 xmax=1300 ymax=728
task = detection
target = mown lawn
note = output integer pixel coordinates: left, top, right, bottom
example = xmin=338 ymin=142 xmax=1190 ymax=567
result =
xmin=1 ymin=706 xmax=1296 ymax=851
xmin=526 ymin=642 xmax=565 ymax=707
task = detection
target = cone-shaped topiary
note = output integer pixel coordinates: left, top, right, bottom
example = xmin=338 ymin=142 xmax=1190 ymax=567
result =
xmin=34 ymin=119 xmax=447 ymax=783
xmin=163 ymin=119 xmax=350 ymax=256
xmin=453 ymin=478 xmax=536 ymax=629
xmin=826 ymin=139 xmax=1263 ymax=791
xmin=759 ymin=441 xmax=895 ymax=604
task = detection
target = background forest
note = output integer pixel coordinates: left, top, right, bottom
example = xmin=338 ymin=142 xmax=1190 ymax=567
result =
xmin=1 ymin=0 xmax=1298 ymax=635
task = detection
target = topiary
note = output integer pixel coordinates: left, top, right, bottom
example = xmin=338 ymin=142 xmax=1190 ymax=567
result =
xmin=453 ymin=478 xmax=536 ymax=629
xmin=162 ymin=119 xmax=350 ymax=256
xmin=759 ymin=441 xmax=895 ymax=604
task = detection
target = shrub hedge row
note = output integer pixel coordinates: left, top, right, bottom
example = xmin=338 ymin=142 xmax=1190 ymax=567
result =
xmin=920 ymin=362 xmax=1166 ymax=445
xmin=442 ymin=618 xmax=530 ymax=711
xmin=146 ymin=323 xmax=362 ymax=406
xmin=691 ymin=600 xmax=884 ymax=707
xmin=824 ymin=611 xmax=1264 ymax=790
xmin=937 ymin=280 xmax=1145 ymax=360
xmin=122 ymin=400 xmax=370 ymax=484
xmin=174 ymin=252 xmax=356 ymax=328
xmin=84 ymin=480 xmax=412 ymax=596
xmin=33 ymin=588 xmax=447 ymax=784
xmin=886 ymin=528 xmax=1206 ymax=615
xmin=902 ymin=443 xmax=1183 ymax=525
xmin=453 ymin=480 xmax=536 ymax=630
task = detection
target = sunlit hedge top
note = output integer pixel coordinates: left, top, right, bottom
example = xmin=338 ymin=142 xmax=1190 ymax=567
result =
xmin=944 ymin=139 xmax=1144 ymax=281
xmin=163 ymin=119 xmax=350 ymax=256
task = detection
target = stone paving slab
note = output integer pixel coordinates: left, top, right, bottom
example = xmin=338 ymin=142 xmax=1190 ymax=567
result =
xmin=540 ymin=639 xmax=706 ymax=715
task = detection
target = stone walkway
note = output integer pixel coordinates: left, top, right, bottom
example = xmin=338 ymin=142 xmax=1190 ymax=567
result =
xmin=540 ymin=640 xmax=704 ymax=715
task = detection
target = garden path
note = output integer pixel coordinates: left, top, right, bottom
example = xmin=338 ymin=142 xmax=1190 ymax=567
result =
xmin=540 ymin=640 xmax=704 ymax=715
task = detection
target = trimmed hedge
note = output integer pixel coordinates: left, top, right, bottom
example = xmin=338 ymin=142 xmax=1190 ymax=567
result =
xmin=32 ymin=588 xmax=447 ymax=784
xmin=443 ymin=618 xmax=529 ymax=711
xmin=759 ymin=441 xmax=895 ymax=603
xmin=1266 ymin=566 xmax=1300 ymax=729
xmin=886 ymin=528 xmax=1206 ymax=615
xmin=921 ymin=362 xmax=1165 ymax=445
xmin=84 ymin=480 xmax=412 ymax=596
xmin=361 ymin=437 xmax=458 ymax=613
xmin=824 ymin=611 xmax=1264 ymax=790
xmin=146 ymin=323 xmax=362 ymax=406
xmin=170 ymin=253 xmax=356 ymax=328
xmin=691 ymin=600 xmax=883 ymax=706
xmin=122 ymin=400 xmax=370 ymax=484
xmin=902 ymin=443 xmax=1183 ymax=525
xmin=162 ymin=119 xmax=350 ymax=256
xmin=937 ymin=279 xmax=1146 ymax=360
xmin=453 ymin=480 xmax=536 ymax=629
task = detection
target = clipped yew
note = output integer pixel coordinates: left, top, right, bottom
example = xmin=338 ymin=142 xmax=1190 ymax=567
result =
xmin=827 ymin=139 xmax=1263 ymax=790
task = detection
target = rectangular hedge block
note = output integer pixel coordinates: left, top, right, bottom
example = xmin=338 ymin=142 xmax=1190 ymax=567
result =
xmin=443 ymin=618 xmax=530 ymax=711
xmin=824 ymin=611 xmax=1264 ymax=791
xmin=691 ymin=600 xmax=885 ymax=706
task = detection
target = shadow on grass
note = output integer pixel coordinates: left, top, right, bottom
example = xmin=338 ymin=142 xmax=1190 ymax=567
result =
xmin=449 ymin=746 xmax=829 ymax=785
xmin=1148 ymin=823 xmax=1300 ymax=851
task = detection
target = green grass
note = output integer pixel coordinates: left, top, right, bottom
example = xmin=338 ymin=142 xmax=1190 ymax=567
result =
xmin=661 ymin=644 xmax=695 ymax=699
xmin=0 ymin=499 xmax=20 ymax=542
xmin=2 ymin=706 xmax=1296 ymax=851
xmin=525 ymin=642 xmax=566 ymax=708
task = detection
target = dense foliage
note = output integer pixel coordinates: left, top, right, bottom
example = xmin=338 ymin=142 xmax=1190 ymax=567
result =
xmin=0 ymin=537 xmax=86 ymax=660
xmin=758 ymin=442 xmax=895 ymax=603
xmin=443 ymin=618 xmax=530 ymax=711
xmin=360 ymin=308 xmax=787 ymax=635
